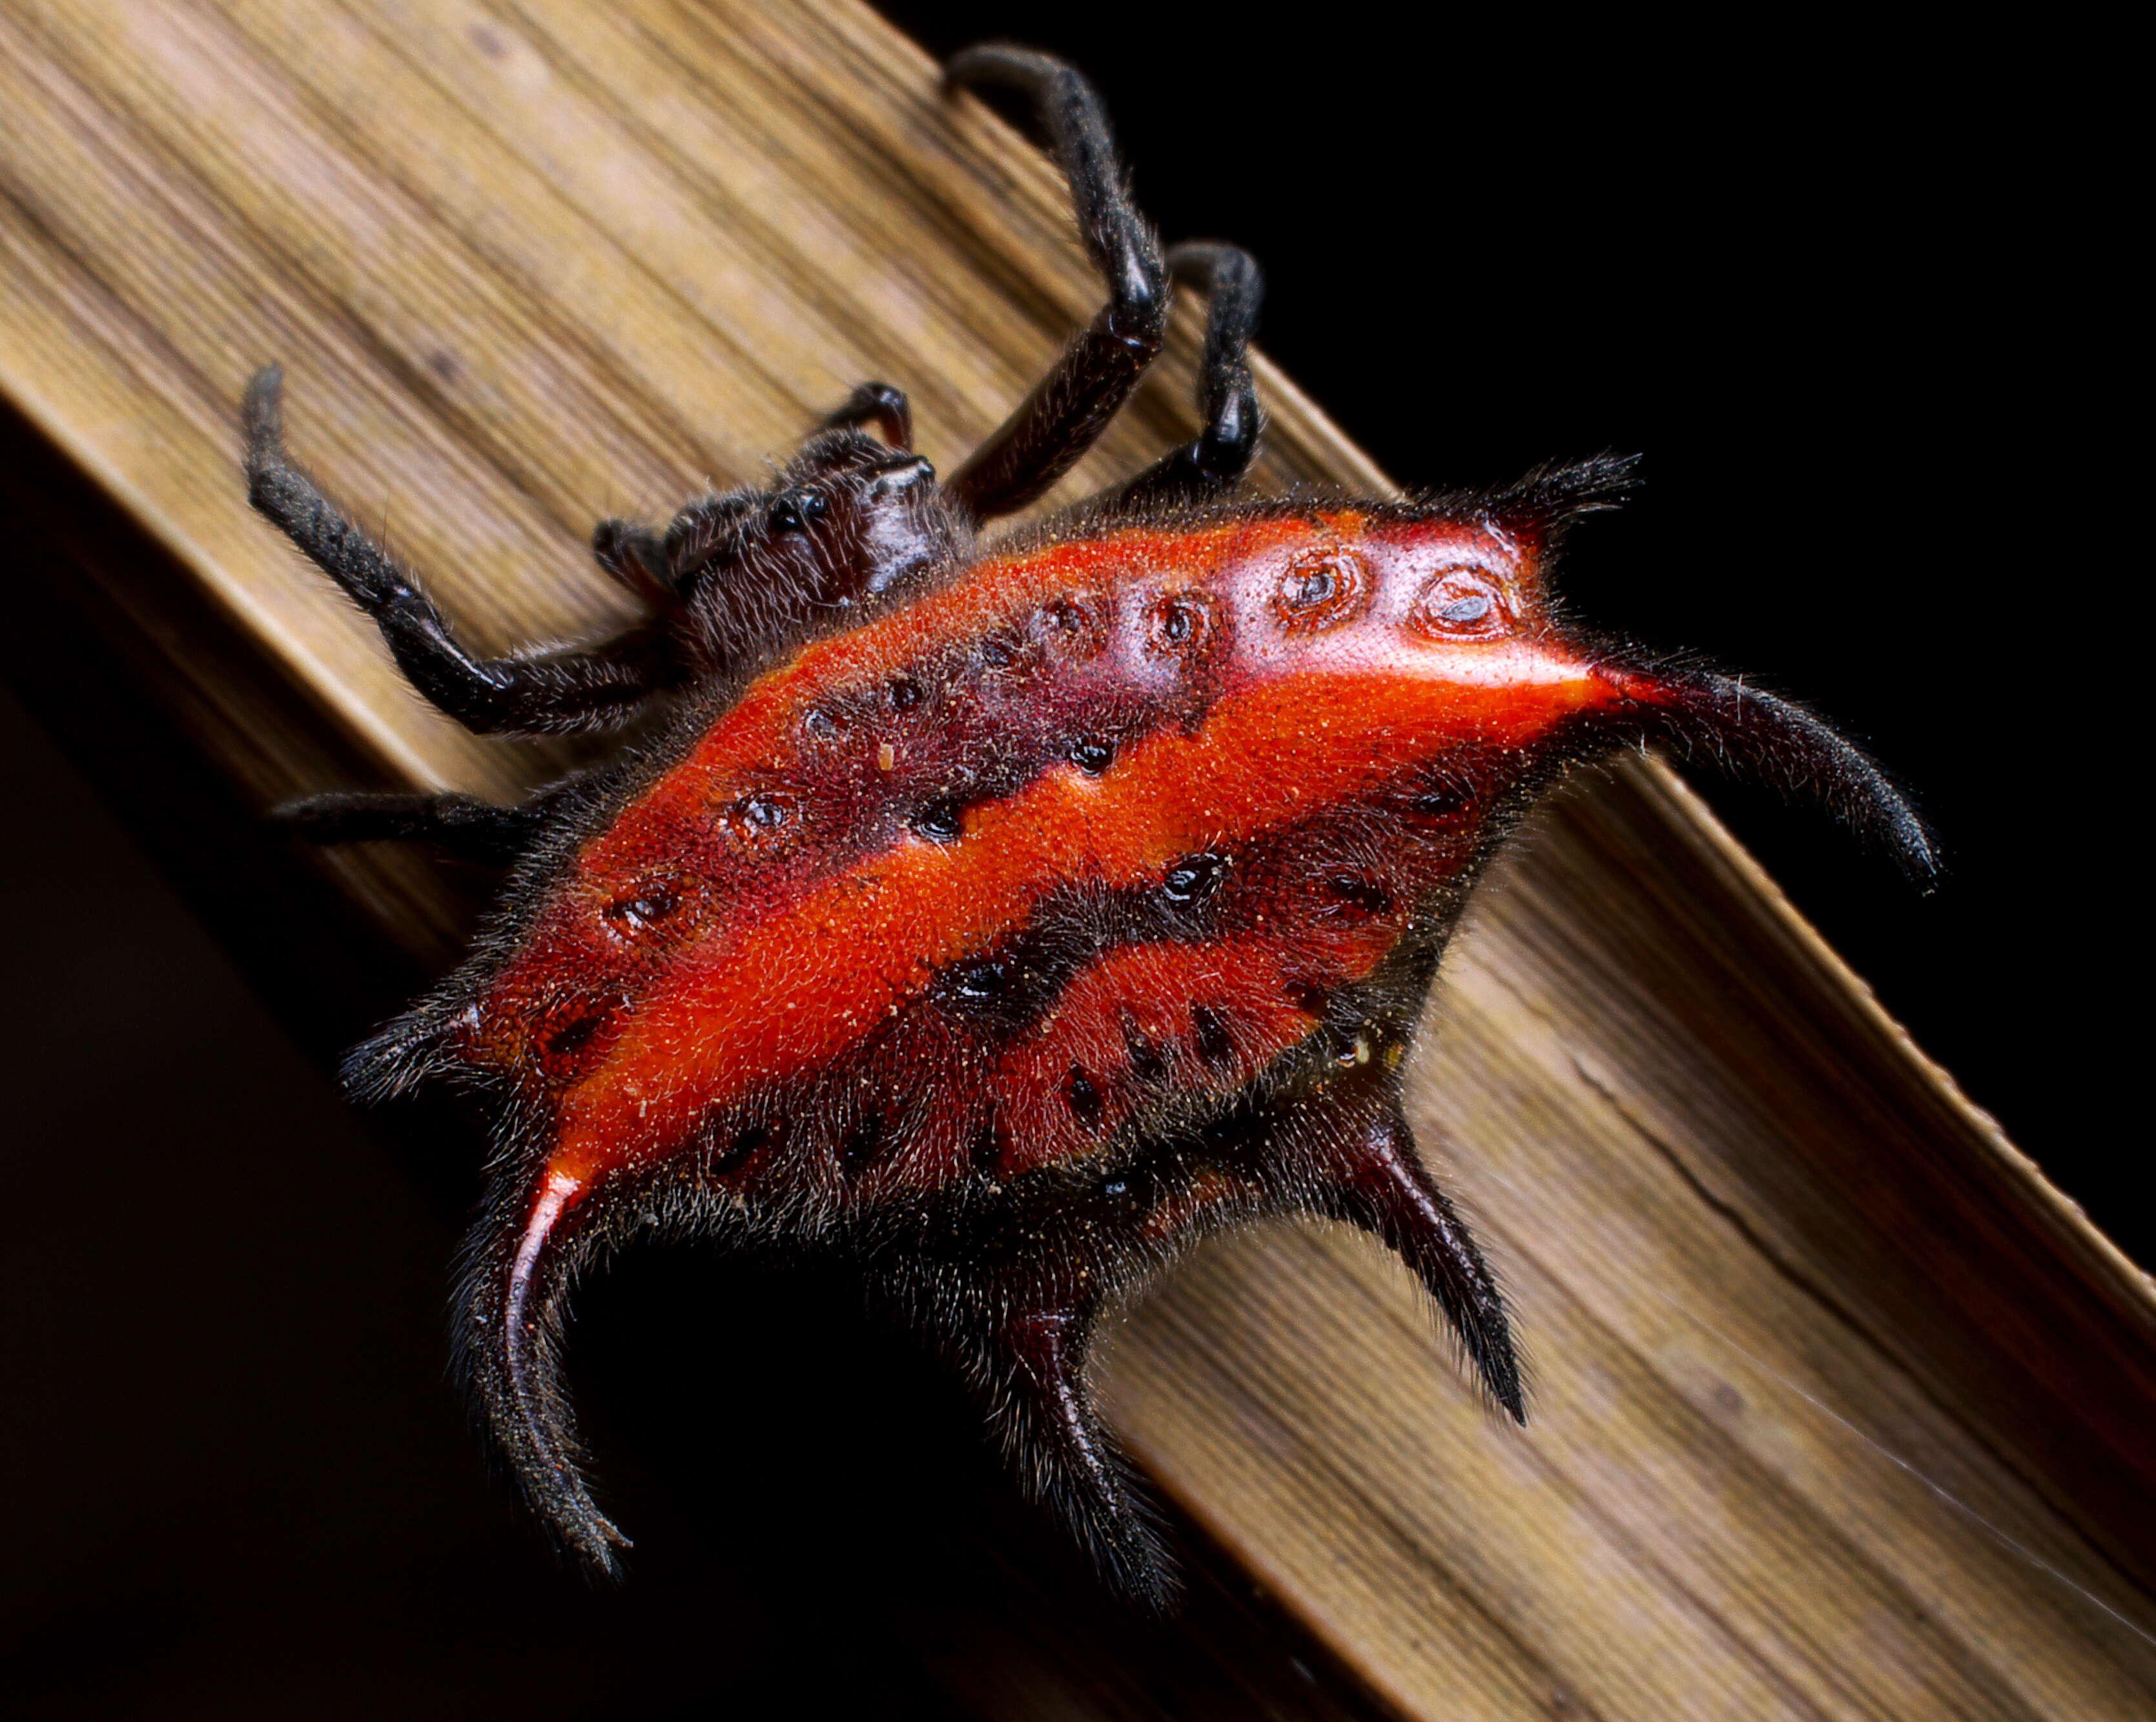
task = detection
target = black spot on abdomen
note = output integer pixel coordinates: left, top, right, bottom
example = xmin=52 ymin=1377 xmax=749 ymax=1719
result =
xmin=714 ymin=1123 xmax=769 ymax=1176
xmin=1322 ymin=872 xmax=1393 ymax=916
xmin=1067 ymin=1067 xmax=1104 ymax=1129
xmin=1122 ymin=1015 xmax=1167 ymax=1083
xmin=837 ymin=1112 xmax=886 ymax=1173
xmin=1191 ymin=1005 xmax=1234 ymax=1067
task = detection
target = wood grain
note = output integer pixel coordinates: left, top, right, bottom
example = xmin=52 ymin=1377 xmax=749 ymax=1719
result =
xmin=3 ymin=1 xmax=2150 ymax=1716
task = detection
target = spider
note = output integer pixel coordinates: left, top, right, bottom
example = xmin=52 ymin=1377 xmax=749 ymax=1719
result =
xmin=240 ymin=44 xmax=1933 ymax=1609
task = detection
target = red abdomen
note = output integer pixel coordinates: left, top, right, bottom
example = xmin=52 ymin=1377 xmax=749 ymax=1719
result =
xmin=461 ymin=507 xmax=1617 ymax=1218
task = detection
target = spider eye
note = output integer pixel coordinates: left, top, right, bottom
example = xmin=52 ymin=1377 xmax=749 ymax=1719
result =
xmin=1410 ymin=567 xmax=1514 ymax=641
xmin=770 ymin=487 xmax=829 ymax=532
xmin=1033 ymin=593 xmax=1109 ymax=661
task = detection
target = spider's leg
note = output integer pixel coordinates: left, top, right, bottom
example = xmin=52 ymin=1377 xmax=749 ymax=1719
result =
xmin=273 ymin=789 xmax=542 ymax=866
xmin=243 ymin=367 xmax=681 ymax=735
xmin=1105 ymin=242 xmax=1265 ymax=510
xmin=943 ymin=46 xmax=1168 ymax=520
xmin=1248 ymin=1060 xmax=1525 ymax=1420
xmin=823 ymin=380 xmax=914 ymax=451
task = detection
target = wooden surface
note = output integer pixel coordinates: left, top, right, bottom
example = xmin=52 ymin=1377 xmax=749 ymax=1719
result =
xmin=3 ymin=1 xmax=2151 ymax=1716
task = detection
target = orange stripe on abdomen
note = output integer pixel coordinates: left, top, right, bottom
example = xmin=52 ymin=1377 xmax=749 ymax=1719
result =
xmin=542 ymin=660 xmax=1610 ymax=1187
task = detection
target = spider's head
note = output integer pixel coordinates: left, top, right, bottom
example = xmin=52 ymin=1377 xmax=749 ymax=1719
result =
xmin=659 ymin=429 xmax=972 ymax=672
xmin=754 ymin=427 xmax=961 ymax=603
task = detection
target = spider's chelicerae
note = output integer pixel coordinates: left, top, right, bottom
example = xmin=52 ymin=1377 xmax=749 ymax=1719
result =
xmin=241 ymin=45 xmax=1933 ymax=1607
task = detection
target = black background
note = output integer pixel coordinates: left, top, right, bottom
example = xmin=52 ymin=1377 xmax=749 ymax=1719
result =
xmin=2 ymin=5 xmax=2131 ymax=1716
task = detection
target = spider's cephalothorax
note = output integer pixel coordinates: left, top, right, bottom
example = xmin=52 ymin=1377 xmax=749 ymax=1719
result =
xmin=243 ymin=46 xmax=1935 ymax=1609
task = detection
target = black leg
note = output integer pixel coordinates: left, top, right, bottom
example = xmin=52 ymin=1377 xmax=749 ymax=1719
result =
xmin=1101 ymin=241 xmax=1265 ymax=511
xmin=274 ymin=789 xmax=542 ymax=866
xmin=943 ymin=46 xmax=1168 ymax=520
xmin=243 ymin=367 xmax=679 ymax=735
xmin=823 ymin=381 xmax=914 ymax=451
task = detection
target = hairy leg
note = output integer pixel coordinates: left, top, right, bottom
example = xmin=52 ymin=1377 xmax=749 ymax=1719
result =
xmin=1104 ymin=241 xmax=1266 ymax=511
xmin=274 ymin=789 xmax=543 ymax=866
xmin=243 ymin=367 xmax=680 ymax=735
xmin=942 ymin=46 xmax=1168 ymax=520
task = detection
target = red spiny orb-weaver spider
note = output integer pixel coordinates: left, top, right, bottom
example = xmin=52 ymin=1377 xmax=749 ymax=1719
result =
xmin=241 ymin=44 xmax=1932 ymax=1608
